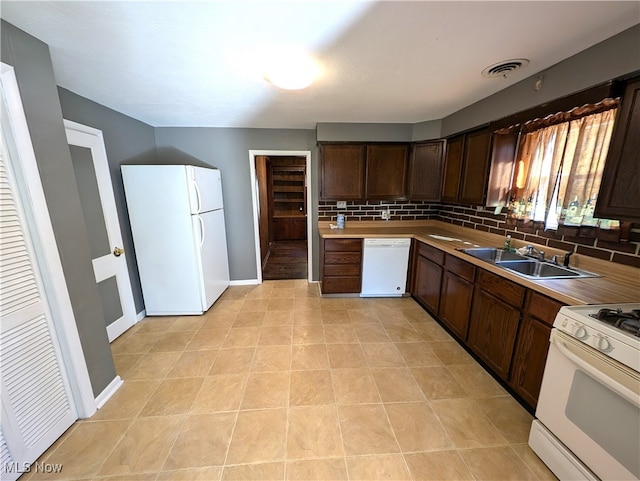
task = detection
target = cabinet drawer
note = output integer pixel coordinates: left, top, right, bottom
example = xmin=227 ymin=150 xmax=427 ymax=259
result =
xmin=322 ymin=277 xmax=361 ymax=294
xmin=418 ymin=242 xmax=445 ymax=264
xmin=444 ymin=254 xmax=476 ymax=282
xmin=325 ymin=239 xmax=362 ymax=252
xmin=324 ymin=264 xmax=361 ymax=277
xmin=325 ymin=251 xmax=362 ymax=265
xmin=526 ymin=291 xmax=564 ymax=326
xmin=477 ymin=269 xmax=525 ymax=309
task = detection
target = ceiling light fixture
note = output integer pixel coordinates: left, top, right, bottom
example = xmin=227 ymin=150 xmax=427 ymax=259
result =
xmin=263 ymin=52 xmax=318 ymax=90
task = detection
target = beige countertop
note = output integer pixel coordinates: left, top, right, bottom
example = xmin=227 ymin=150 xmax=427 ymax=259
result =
xmin=318 ymin=220 xmax=640 ymax=306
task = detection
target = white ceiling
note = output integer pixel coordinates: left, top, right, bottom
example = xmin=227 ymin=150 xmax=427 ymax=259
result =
xmin=2 ymin=1 xmax=639 ymax=129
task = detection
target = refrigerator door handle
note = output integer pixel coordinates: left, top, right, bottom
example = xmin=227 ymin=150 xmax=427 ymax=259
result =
xmin=197 ymin=215 xmax=205 ymax=248
xmin=192 ymin=179 xmax=202 ymax=213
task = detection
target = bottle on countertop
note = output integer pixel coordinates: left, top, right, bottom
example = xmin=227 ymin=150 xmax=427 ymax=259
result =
xmin=337 ymin=214 xmax=345 ymax=229
xmin=504 ymin=234 xmax=512 ymax=251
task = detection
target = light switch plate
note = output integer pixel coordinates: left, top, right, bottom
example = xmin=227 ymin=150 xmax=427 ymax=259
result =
xmin=337 ymin=201 xmax=347 ymax=209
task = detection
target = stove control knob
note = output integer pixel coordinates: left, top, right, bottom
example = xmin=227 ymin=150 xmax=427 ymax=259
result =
xmin=594 ymin=334 xmax=613 ymax=353
xmin=572 ymin=323 xmax=589 ymax=340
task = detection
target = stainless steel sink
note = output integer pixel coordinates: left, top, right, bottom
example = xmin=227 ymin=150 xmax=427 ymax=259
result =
xmin=459 ymin=247 xmax=529 ymax=262
xmin=459 ymin=247 xmax=599 ymax=279
xmin=494 ymin=260 xmax=598 ymax=279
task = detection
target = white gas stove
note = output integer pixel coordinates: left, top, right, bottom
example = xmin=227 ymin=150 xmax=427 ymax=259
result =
xmin=530 ymin=302 xmax=640 ymax=481
xmin=553 ymin=303 xmax=640 ymax=372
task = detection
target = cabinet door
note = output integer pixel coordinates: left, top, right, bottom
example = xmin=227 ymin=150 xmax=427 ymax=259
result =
xmin=441 ymin=136 xmax=464 ymax=202
xmin=320 ymin=144 xmax=365 ymax=200
xmin=485 ymin=128 xmax=518 ymax=207
xmin=595 ymin=78 xmax=640 ymax=221
xmin=272 ymin=218 xmax=306 ymax=240
xmin=438 ymin=270 xmax=473 ymax=340
xmin=510 ymin=316 xmax=552 ymax=409
xmin=413 ymin=255 xmax=443 ymax=314
xmin=460 ymin=128 xmax=491 ymax=204
xmin=407 ymin=141 xmax=444 ymax=201
xmin=365 ymin=144 xmax=409 ymax=199
xmin=510 ymin=291 xmax=563 ymax=409
xmin=467 ymin=289 xmax=520 ymax=380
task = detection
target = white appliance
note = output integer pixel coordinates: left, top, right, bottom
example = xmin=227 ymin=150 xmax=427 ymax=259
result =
xmin=529 ymin=303 xmax=640 ymax=481
xmin=121 ymin=165 xmax=230 ymax=315
xmin=360 ymin=238 xmax=411 ymax=297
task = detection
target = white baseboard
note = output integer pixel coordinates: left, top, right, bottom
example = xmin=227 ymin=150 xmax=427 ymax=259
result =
xmin=230 ymin=279 xmax=260 ymax=286
xmin=229 ymin=279 xmax=318 ymax=286
xmin=94 ymin=375 xmax=123 ymax=411
xmin=135 ymin=310 xmax=146 ymax=322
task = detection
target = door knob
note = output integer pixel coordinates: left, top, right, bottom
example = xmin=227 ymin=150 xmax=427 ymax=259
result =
xmin=113 ymin=246 xmax=124 ymax=257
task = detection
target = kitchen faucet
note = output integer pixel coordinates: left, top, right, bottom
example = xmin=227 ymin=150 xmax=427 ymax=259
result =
xmin=549 ymin=251 xmax=575 ymax=266
xmin=526 ymin=245 xmax=545 ymax=261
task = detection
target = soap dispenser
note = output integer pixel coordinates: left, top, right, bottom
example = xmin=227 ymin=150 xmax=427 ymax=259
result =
xmin=504 ymin=235 xmax=512 ymax=251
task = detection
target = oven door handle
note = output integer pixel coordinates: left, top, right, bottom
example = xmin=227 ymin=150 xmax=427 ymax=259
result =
xmin=554 ymin=337 xmax=640 ymax=408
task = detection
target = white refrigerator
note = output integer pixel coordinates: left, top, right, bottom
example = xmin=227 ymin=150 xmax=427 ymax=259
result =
xmin=121 ymin=165 xmax=230 ymax=315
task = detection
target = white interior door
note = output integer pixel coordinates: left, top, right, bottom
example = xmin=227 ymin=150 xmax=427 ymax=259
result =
xmin=64 ymin=120 xmax=136 ymax=342
xmin=0 ymin=144 xmax=77 ymax=480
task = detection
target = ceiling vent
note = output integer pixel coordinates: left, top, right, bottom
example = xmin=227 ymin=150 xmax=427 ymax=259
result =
xmin=482 ymin=59 xmax=530 ymax=78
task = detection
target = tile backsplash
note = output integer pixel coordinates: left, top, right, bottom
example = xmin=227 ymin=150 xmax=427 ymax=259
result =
xmin=318 ymin=200 xmax=640 ymax=268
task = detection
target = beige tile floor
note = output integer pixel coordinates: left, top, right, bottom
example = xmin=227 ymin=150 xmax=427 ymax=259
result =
xmin=26 ymin=280 xmax=558 ymax=481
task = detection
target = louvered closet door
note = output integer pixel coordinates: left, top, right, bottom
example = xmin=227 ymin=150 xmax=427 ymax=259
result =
xmin=0 ymin=149 xmax=77 ymax=480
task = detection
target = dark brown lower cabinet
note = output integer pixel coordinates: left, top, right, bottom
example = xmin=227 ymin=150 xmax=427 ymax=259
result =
xmin=408 ymin=245 xmax=565 ymax=410
xmin=438 ymin=255 xmax=475 ymax=340
xmin=414 ymin=256 xmax=443 ymax=314
xmin=510 ymin=292 xmax=563 ymax=409
xmin=467 ymin=271 xmax=525 ymax=380
xmin=320 ymin=238 xmax=362 ymax=294
xmin=272 ymin=217 xmax=306 ymax=240
xmin=411 ymin=242 xmax=445 ymax=314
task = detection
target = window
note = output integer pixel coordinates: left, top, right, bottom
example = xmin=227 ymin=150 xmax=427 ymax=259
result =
xmin=507 ymin=98 xmax=619 ymax=230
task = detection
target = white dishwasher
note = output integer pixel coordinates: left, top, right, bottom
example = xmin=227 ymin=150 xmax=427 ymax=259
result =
xmin=360 ymin=238 xmax=411 ymax=297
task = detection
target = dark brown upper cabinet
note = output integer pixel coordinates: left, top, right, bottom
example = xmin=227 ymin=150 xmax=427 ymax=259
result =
xmin=407 ymin=141 xmax=445 ymax=201
xmin=595 ymin=78 xmax=640 ymax=221
xmin=365 ymin=144 xmax=409 ymax=200
xmin=319 ymin=142 xmax=409 ymax=201
xmin=319 ymin=143 xmax=366 ymax=200
xmin=441 ymin=128 xmax=492 ymax=205
xmin=441 ymin=135 xmax=464 ymax=202
xmin=485 ymin=127 xmax=519 ymax=208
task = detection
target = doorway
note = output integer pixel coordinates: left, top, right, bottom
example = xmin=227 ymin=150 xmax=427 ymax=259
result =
xmin=249 ymin=150 xmax=312 ymax=283
xmin=64 ymin=120 xmax=137 ymax=342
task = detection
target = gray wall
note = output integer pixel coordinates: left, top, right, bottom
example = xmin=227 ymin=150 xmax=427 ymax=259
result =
xmin=315 ymin=120 xmax=445 ymax=144
xmin=442 ymin=24 xmax=640 ymax=136
xmin=58 ymin=87 xmax=158 ymax=314
xmin=154 ymin=128 xmax=319 ymax=281
xmin=316 ymin=122 xmax=414 ymax=142
xmin=1 ymin=21 xmax=116 ymax=397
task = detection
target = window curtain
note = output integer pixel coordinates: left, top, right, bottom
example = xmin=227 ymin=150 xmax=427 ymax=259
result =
xmin=508 ymin=101 xmax=619 ymax=230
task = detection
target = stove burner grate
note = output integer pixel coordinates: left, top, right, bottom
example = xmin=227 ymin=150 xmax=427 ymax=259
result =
xmin=589 ymin=308 xmax=640 ymax=337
